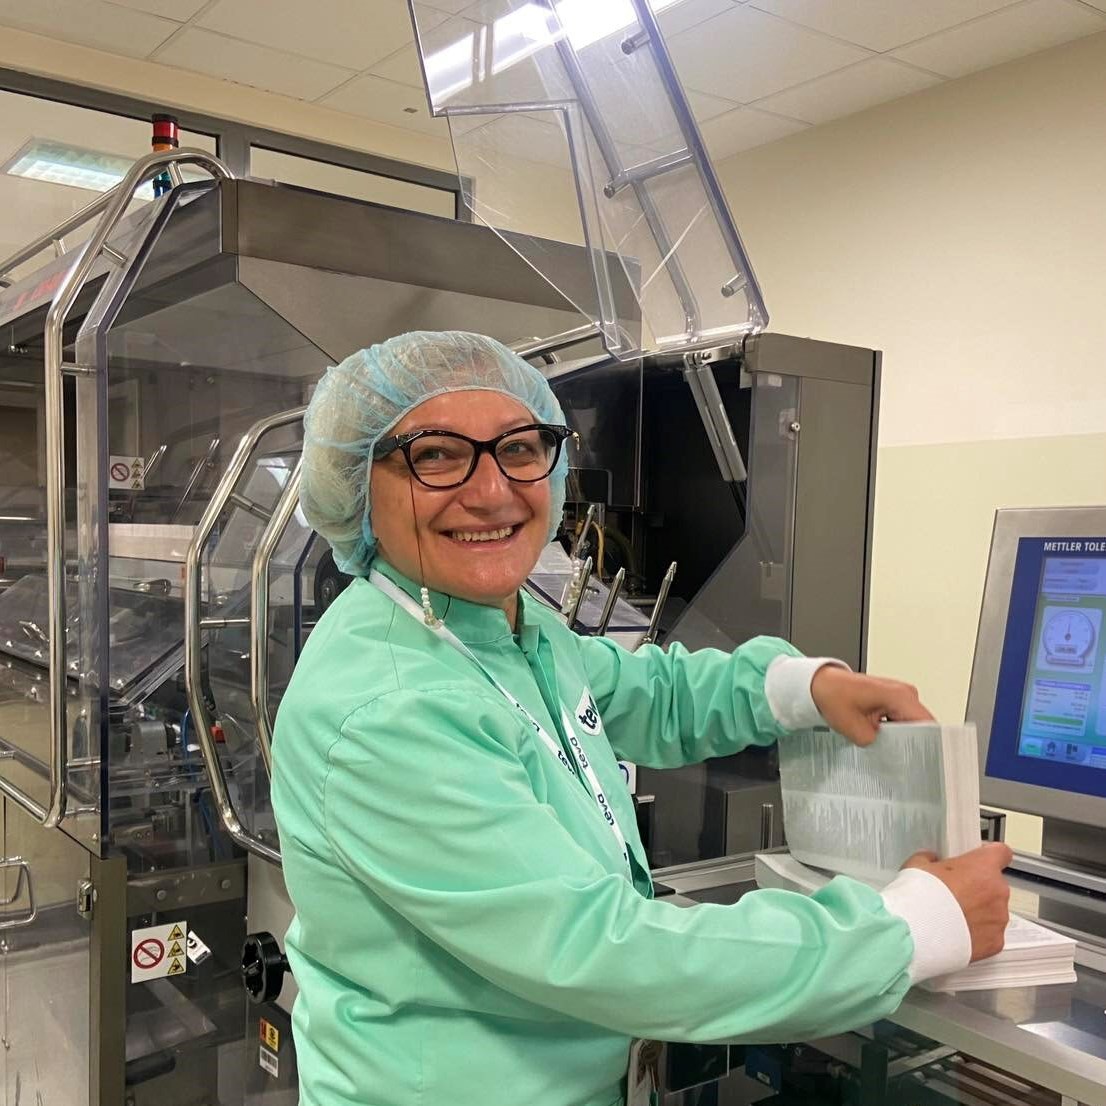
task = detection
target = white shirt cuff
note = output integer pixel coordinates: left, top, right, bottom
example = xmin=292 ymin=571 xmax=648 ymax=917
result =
xmin=879 ymin=868 xmax=972 ymax=983
xmin=764 ymin=655 xmax=849 ymax=731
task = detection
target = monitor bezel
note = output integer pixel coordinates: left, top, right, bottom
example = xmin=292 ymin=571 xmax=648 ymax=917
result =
xmin=969 ymin=505 xmax=1106 ymax=828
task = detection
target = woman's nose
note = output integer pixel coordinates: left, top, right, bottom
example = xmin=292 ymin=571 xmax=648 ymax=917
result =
xmin=461 ymin=450 xmax=514 ymax=504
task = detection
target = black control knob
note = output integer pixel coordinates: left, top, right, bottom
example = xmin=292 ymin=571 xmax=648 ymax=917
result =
xmin=241 ymin=931 xmax=290 ymax=1005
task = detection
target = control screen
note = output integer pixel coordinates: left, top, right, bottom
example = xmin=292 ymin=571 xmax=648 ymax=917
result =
xmin=986 ymin=538 xmax=1106 ymax=798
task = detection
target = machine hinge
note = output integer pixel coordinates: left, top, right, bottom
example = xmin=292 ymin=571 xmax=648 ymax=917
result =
xmin=77 ymin=877 xmax=95 ymax=920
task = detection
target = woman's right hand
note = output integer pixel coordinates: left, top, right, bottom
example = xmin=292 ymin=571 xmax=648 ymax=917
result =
xmin=901 ymin=843 xmax=1013 ymax=962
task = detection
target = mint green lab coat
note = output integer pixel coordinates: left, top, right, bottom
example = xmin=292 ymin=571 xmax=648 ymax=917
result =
xmin=271 ymin=560 xmax=915 ymax=1106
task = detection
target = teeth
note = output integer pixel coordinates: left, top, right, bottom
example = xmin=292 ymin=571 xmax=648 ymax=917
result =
xmin=452 ymin=527 xmax=515 ymax=542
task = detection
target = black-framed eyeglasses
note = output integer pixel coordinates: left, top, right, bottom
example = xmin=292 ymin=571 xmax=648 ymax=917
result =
xmin=373 ymin=423 xmax=576 ymax=489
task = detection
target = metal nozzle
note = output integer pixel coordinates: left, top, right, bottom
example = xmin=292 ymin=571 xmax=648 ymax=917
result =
xmin=642 ymin=561 xmax=677 ymax=645
xmin=595 ymin=567 xmax=626 ymax=636
xmin=564 ymin=556 xmax=593 ymax=630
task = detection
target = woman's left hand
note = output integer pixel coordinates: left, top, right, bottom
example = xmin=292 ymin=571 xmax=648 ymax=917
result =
xmin=809 ymin=665 xmax=934 ymax=747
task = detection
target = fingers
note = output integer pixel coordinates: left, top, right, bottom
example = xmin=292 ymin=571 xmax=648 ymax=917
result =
xmin=979 ymin=841 xmax=1014 ymax=869
xmin=875 ymin=679 xmax=934 ymax=723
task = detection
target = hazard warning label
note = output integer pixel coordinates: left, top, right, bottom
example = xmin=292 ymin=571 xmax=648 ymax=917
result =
xmin=131 ymin=921 xmax=189 ymax=982
xmin=108 ymin=454 xmax=145 ymax=491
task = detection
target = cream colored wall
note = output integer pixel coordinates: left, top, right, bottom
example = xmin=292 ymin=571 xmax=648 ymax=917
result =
xmin=716 ymin=30 xmax=1106 ymax=854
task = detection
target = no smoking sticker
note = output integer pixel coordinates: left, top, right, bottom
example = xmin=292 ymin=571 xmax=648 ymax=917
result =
xmin=109 ymin=454 xmax=145 ymax=491
xmin=131 ymin=921 xmax=189 ymax=982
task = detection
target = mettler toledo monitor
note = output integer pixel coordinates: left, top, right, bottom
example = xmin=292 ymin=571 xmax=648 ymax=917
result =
xmin=967 ymin=507 xmax=1106 ymax=832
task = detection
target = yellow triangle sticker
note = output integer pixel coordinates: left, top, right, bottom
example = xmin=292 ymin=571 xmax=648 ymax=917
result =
xmin=168 ymin=925 xmax=185 ymax=941
xmin=168 ymin=941 xmax=184 ymax=957
xmin=167 ymin=958 xmax=185 ymax=976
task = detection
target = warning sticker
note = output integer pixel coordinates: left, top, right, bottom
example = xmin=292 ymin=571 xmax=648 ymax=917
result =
xmin=260 ymin=1018 xmax=280 ymax=1052
xmin=259 ymin=1044 xmax=279 ymax=1079
xmin=108 ymin=454 xmax=145 ymax=491
xmin=131 ymin=921 xmax=188 ymax=982
xmin=186 ymin=929 xmax=212 ymax=965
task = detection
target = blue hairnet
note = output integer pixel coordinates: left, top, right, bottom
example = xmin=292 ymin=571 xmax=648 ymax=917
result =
xmin=301 ymin=331 xmax=569 ymax=577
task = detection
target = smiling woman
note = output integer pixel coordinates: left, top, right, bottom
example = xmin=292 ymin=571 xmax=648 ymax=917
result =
xmin=369 ymin=394 xmax=574 ymax=626
xmin=271 ymin=330 xmax=1002 ymax=1106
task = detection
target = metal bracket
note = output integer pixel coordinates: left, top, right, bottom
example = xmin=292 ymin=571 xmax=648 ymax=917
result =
xmin=77 ymin=876 xmax=94 ymax=920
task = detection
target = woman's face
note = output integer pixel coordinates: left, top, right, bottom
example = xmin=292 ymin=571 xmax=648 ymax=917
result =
xmin=369 ymin=390 xmax=554 ymax=610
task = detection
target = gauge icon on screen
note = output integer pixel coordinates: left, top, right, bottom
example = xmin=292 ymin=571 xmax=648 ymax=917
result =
xmin=1042 ymin=609 xmax=1097 ymax=666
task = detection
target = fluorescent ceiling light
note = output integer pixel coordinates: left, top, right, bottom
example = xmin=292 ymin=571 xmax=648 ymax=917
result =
xmin=1 ymin=138 xmax=190 ymax=200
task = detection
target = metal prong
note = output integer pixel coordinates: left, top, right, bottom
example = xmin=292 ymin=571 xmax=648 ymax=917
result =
xmin=564 ymin=556 xmax=593 ymax=630
xmin=642 ymin=561 xmax=677 ymax=645
xmin=596 ymin=567 xmax=625 ymax=636
xmin=569 ymin=503 xmax=597 ymax=562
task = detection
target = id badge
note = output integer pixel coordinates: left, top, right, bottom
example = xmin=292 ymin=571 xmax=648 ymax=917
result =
xmin=626 ymin=1039 xmax=661 ymax=1106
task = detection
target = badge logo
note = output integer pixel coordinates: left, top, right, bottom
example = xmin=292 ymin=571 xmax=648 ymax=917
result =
xmin=575 ymin=689 xmax=602 ymax=736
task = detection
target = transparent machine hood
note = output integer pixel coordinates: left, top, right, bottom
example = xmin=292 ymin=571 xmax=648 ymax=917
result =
xmin=408 ymin=0 xmax=768 ymax=358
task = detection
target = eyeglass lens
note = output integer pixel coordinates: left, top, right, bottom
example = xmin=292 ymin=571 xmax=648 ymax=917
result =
xmin=408 ymin=428 xmax=560 ymax=487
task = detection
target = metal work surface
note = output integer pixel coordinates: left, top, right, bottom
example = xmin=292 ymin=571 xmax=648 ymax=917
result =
xmin=656 ymin=857 xmax=1106 ymax=1104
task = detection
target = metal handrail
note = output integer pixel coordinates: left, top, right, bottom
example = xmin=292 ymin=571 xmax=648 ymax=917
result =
xmin=250 ymin=458 xmax=304 ymax=779
xmin=0 ymin=149 xmax=234 ymax=829
xmin=185 ymin=407 xmax=305 ymax=866
xmin=0 ymin=858 xmax=36 ymax=931
xmin=0 ymin=148 xmax=223 ymax=284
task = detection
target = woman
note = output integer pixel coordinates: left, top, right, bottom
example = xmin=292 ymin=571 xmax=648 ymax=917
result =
xmin=271 ymin=331 xmax=1010 ymax=1106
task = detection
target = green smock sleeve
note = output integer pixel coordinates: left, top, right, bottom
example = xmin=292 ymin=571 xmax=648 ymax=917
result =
xmin=575 ymin=633 xmax=800 ymax=768
xmin=321 ymin=686 xmax=914 ymax=1044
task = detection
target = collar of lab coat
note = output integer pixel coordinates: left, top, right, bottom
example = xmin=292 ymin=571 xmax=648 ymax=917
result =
xmin=371 ymin=557 xmax=538 ymax=648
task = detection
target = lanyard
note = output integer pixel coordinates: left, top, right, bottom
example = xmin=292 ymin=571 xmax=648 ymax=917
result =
xmin=370 ymin=570 xmax=631 ymax=874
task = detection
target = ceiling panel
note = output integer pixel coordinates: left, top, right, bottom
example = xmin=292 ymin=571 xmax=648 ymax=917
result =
xmin=748 ymin=0 xmax=1021 ymax=53
xmin=320 ymin=74 xmax=449 ymax=136
xmin=199 ymin=0 xmax=441 ymax=71
xmin=157 ymin=27 xmax=358 ymax=99
xmin=419 ymin=0 xmax=472 ymax=12
xmin=0 ymin=0 xmax=178 ymax=57
xmin=655 ymin=0 xmax=733 ymax=37
xmin=754 ymin=57 xmax=940 ymax=125
xmin=369 ymin=11 xmax=482 ymax=85
xmin=890 ymin=0 xmax=1106 ymax=78
xmin=667 ymin=5 xmax=871 ymax=102
xmin=365 ymin=43 xmax=425 ymax=87
xmin=106 ymin=0 xmax=209 ymax=19
xmin=686 ymin=88 xmax=741 ymax=122
xmin=698 ymin=105 xmax=809 ymax=158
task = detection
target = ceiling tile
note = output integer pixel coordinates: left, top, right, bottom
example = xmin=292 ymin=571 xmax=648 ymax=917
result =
xmin=199 ymin=0 xmax=432 ymax=70
xmin=156 ymin=27 xmax=357 ymax=99
xmin=654 ymin=0 xmax=733 ymax=37
xmin=748 ymin=0 xmax=1021 ymax=53
xmin=698 ymin=105 xmax=808 ymax=158
xmin=754 ymin=57 xmax=940 ymax=124
xmin=320 ymin=74 xmax=449 ymax=136
xmin=891 ymin=0 xmax=1106 ymax=77
xmin=0 ymin=0 xmax=178 ymax=56
xmin=366 ymin=44 xmax=425 ymax=87
xmin=667 ymin=6 xmax=870 ymax=102
xmin=106 ymin=0 xmax=208 ymax=18
xmin=369 ymin=12 xmax=482 ymax=86
xmin=687 ymin=88 xmax=739 ymax=122
xmin=417 ymin=0 xmax=472 ymax=13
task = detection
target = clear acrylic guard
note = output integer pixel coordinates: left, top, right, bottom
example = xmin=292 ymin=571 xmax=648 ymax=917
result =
xmin=407 ymin=0 xmax=768 ymax=359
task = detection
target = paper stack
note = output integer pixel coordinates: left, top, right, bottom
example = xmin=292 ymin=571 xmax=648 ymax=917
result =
xmin=759 ymin=723 xmax=1077 ymax=992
